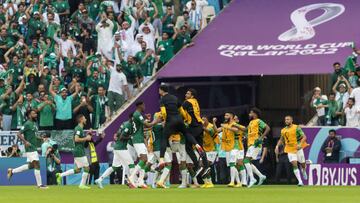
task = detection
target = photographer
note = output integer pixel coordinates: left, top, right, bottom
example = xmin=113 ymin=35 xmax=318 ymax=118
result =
xmin=6 ymin=144 xmax=21 ymax=157
xmin=41 ymin=132 xmax=61 ymax=185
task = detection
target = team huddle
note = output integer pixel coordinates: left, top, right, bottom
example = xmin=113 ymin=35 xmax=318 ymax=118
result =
xmin=6 ymin=85 xmax=309 ymax=189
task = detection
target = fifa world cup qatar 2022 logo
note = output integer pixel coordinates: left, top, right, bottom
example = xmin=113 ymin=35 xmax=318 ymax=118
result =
xmin=278 ymin=3 xmax=345 ymax=42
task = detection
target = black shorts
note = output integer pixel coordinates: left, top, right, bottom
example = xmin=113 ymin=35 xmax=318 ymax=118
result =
xmin=163 ymin=116 xmax=187 ymax=137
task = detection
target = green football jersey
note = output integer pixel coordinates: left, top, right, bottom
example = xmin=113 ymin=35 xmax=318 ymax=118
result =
xmin=73 ymin=125 xmax=86 ymax=157
xmin=114 ymin=121 xmax=133 ymax=150
xmin=131 ymin=111 xmax=145 ymax=144
xmin=152 ymin=123 xmax=163 ymax=152
xmin=20 ymin=120 xmax=39 ymax=152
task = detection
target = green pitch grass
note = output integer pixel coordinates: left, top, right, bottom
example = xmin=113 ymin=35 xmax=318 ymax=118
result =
xmin=0 ymin=185 xmax=359 ymax=203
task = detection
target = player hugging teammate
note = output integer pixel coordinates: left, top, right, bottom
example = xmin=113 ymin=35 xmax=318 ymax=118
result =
xmin=8 ymin=86 xmax=309 ymax=189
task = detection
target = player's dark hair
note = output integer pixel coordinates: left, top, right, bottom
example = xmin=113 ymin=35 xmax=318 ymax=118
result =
xmin=333 ymin=62 xmax=341 ymax=67
xmin=98 ymin=85 xmax=105 ymax=90
xmin=329 ymin=129 xmax=336 ymax=134
xmin=188 ymin=88 xmax=197 ymax=98
xmin=159 ymin=84 xmax=169 ymax=93
xmin=226 ymin=112 xmax=235 ymax=118
xmin=285 ymin=115 xmax=293 ymax=119
xmin=76 ymin=114 xmax=84 ymax=123
xmin=42 ymin=131 xmax=51 ymax=138
xmin=26 ymin=109 xmax=35 ymax=118
xmin=329 ymin=92 xmax=336 ymax=97
xmin=251 ymin=107 xmax=261 ymax=117
xmin=349 ymin=98 xmax=355 ymax=103
xmin=135 ymin=101 xmax=144 ymax=107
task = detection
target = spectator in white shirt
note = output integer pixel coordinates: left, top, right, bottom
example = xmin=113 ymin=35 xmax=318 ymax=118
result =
xmin=54 ymin=32 xmax=77 ymax=58
xmin=121 ymin=12 xmax=136 ymax=49
xmin=344 ymin=98 xmax=360 ymax=127
xmin=42 ymin=5 xmax=61 ymax=25
xmin=107 ymin=62 xmax=131 ymax=116
xmin=188 ymin=0 xmax=203 ymax=37
xmin=186 ymin=0 xmax=209 ymax=11
xmin=113 ymin=31 xmax=129 ymax=65
xmin=350 ymin=78 xmax=360 ymax=108
xmin=139 ymin=21 xmax=155 ymax=51
xmin=311 ymin=87 xmax=328 ymax=126
xmin=332 ymin=76 xmax=352 ymax=110
xmin=96 ymin=14 xmax=114 ymax=59
xmin=131 ymin=34 xmax=144 ymax=57
xmin=3 ymin=1 xmax=18 ymax=17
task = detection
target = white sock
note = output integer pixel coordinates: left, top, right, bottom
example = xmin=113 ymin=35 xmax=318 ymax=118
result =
xmin=245 ymin=163 xmax=255 ymax=182
xmin=34 ymin=169 xmax=42 ymax=186
xmin=181 ymin=169 xmax=187 ymax=186
xmin=165 ymin=171 xmax=170 ymax=185
xmin=293 ymin=168 xmax=303 ymax=184
xmin=130 ymin=165 xmax=140 ymax=180
xmin=230 ymin=166 xmax=236 ymax=183
xmin=60 ymin=169 xmax=75 ymax=177
xmin=159 ymin=167 xmax=170 ymax=183
xmin=129 ymin=167 xmax=135 ymax=177
xmin=138 ymin=169 xmax=145 ymax=185
xmin=234 ymin=168 xmax=240 ymax=184
xmin=152 ymin=171 xmax=159 ymax=184
xmin=12 ymin=164 xmax=29 ymax=174
xmin=240 ymin=169 xmax=247 ymax=185
xmin=192 ymin=176 xmax=199 ymax=185
xmin=99 ymin=167 xmax=114 ymax=181
xmin=80 ymin=172 xmax=89 ymax=186
xmin=251 ymin=164 xmax=264 ymax=177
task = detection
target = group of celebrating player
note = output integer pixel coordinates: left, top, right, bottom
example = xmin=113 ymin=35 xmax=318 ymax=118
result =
xmin=6 ymin=85 xmax=309 ymax=189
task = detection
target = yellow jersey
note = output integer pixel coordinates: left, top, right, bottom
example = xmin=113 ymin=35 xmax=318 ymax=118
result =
xmin=182 ymin=98 xmax=203 ymax=125
xmin=170 ymin=133 xmax=181 ymax=142
xmin=203 ymin=123 xmax=218 ymax=152
xmin=233 ymin=123 xmax=245 ymax=150
xmin=247 ymin=119 xmax=267 ymax=146
xmin=280 ymin=124 xmax=304 ymax=154
xmin=221 ymin=122 xmax=237 ymax=152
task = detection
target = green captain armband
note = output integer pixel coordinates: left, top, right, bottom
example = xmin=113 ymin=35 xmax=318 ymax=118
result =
xmin=254 ymin=139 xmax=263 ymax=148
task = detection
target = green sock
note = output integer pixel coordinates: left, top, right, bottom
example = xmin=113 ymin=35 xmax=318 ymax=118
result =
xmin=145 ymin=165 xmax=151 ymax=173
xmin=138 ymin=160 xmax=146 ymax=169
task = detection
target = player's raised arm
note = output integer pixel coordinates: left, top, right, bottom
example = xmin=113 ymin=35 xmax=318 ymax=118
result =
xmin=212 ymin=117 xmax=222 ymax=133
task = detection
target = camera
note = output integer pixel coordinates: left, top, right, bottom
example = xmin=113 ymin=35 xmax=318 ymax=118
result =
xmin=47 ymin=144 xmax=59 ymax=158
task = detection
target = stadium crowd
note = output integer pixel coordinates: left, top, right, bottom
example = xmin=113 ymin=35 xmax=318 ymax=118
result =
xmin=311 ymin=49 xmax=360 ymax=127
xmin=0 ymin=0 xmax=226 ymax=131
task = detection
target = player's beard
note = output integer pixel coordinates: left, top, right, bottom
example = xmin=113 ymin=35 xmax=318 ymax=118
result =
xmin=224 ymin=118 xmax=229 ymax=123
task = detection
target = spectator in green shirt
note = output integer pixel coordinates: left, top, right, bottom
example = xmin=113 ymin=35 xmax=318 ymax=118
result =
xmin=157 ymin=32 xmax=176 ymax=70
xmin=162 ymin=6 xmax=176 ymax=37
xmin=135 ymin=42 xmax=157 ymax=83
xmin=173 ymin=25 xmax=194 ymax=54
xmin=50 ymin=79 xmax=80 ymax=130
xmin=121 ymin=56 xmax=143 ymax=96
xmin=330 ymin=62 xmax=347 ymax=87
xmin=37 ymin=92 xmax=56 ymax=130
xmin=90 ymin=85 xmax=109 ymax=129
xmin=25 ymin=9 xmax=45 ymax=42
